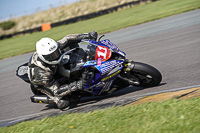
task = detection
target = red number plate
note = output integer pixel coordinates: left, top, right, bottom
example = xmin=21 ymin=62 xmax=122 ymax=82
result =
xmin=95 ymin=46 xmax=112 ymax=61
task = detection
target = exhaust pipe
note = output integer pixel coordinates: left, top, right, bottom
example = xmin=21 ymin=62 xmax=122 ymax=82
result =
xmin=30 ymin=95 xmax=55 ymax=104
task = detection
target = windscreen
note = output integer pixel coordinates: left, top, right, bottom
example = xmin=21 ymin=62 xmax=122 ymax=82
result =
xmin=68 ymin=48 xmax=88 ymax=70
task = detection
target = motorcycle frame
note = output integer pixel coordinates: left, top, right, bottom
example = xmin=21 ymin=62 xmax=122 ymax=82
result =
xmin=81 ymin=39 xmax=126 ymax=95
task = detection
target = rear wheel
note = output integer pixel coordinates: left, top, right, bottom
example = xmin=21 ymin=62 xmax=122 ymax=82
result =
xmin=125 ymin=62 xmax=162 ymax=87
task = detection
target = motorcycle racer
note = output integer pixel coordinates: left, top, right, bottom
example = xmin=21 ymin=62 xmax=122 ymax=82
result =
xmin=28 ymin=31 xmax=98 ymax=109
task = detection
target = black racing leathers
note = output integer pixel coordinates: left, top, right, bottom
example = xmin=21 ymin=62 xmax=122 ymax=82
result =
xmin=28 ymin=32 xmax=97 ymax=103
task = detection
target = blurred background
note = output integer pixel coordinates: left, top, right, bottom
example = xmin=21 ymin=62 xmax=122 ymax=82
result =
xmin=0 ymin=0 xmax=80 ymax=21
xmin=0 ymin=0 xmax=134 ymax=36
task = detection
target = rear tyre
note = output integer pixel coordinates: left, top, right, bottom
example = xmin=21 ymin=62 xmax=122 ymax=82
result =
xmin=130 ymin=62 xmax=162 ymax=87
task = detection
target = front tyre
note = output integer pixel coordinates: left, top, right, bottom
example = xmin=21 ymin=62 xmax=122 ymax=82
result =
xmin=130 ymin=62 xmax=162 ymax=87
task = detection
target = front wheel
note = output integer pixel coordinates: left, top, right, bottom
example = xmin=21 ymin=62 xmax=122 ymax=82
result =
xmin=126 ymin=62 xmax=162 ymax=87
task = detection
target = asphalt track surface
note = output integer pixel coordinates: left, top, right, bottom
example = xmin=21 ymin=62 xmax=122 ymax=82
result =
xmin=0 ymin=9 xmax=200 ymax=126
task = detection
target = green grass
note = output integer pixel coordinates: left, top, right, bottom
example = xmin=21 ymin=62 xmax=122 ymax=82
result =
xmin=0 ymin=97 xmax=200 ymax=133
xmin=0 ymin=0 xmax=200 ymax=59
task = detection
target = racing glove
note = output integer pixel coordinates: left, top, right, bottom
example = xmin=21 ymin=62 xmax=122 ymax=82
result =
xmin=88 ymin=31 xmax=98 ymax=41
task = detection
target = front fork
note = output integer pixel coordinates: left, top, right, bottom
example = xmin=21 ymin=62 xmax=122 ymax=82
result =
xmin=123 ymin=59 xmax=135 ymax=72
xmin=118 ymin=59 xmax=140 ymax=85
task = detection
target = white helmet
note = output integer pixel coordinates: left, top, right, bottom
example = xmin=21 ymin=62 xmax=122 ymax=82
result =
xmin=36 ymin=37 xmax=61 ymax=65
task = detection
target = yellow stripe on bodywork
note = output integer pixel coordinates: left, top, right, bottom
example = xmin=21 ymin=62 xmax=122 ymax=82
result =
xmin=102 ymin=70 xmax=121 ymax=81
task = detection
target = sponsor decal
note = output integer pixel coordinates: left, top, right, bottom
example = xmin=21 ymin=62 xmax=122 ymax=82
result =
xmin=95 ymin=46 xmax=112 ymax=61
xmin=49 ymin=45 xmax=56 ymax=51
xmin=100 ymin=39 xmax=119 ymax=51
xmin=100 ymin=39 xmax=126 ymax=57
xmin=83 ymin=61 xmax=97 ymax=66
xmin=18 ymin=66 xmax=28 ymax=76
xmin=100 ymin=60 xmax=122 ymax=75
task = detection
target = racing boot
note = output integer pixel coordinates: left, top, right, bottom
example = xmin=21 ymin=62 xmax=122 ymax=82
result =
xmin=56 ymin=97 xmax=70 ymax=110
xmin=55 ymin=80 xmax=84 ymax=109
xmin=47 ymin=80 xmax=85 ymax=109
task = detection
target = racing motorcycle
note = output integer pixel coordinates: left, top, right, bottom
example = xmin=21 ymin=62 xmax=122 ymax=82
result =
xmin=16 ymin=35 xmax=162 ymax=109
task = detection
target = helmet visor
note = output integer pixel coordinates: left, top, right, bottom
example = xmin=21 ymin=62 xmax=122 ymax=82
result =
xmin=42 ymin=48 xmax=61 ymax=61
